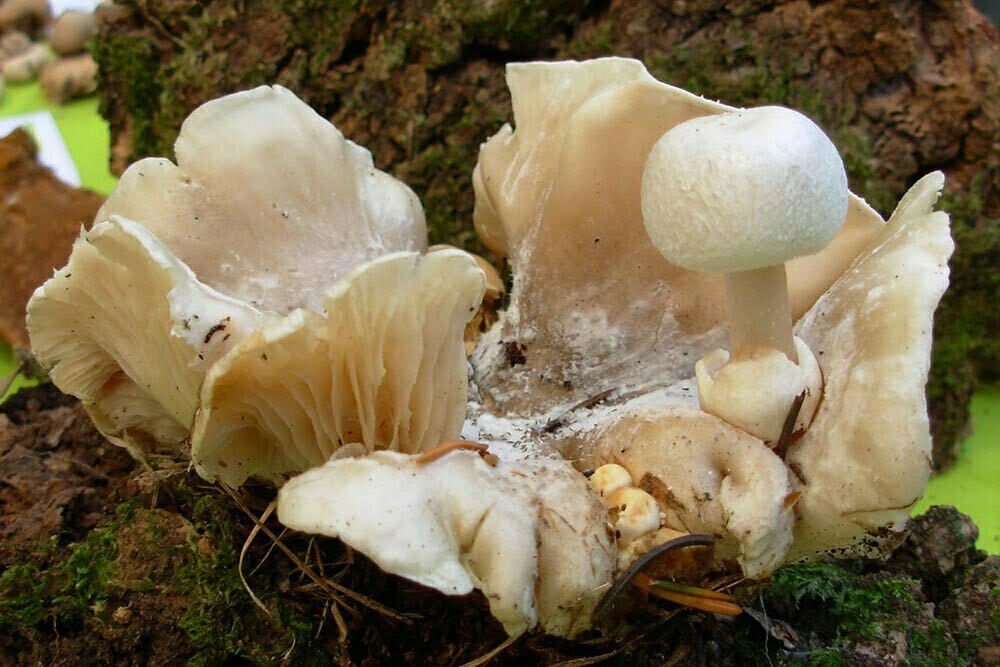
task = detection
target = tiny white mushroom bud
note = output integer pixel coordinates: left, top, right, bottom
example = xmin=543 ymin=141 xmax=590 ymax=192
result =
xmin=607 ymin=487 xmax=661 ymax=543
xmin=589 ymin=463 xmax=633 ymax=498
xmin=641 ymin=106 xmax=846 ymax=443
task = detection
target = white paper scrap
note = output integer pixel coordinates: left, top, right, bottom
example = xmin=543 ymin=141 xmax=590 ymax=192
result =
xmin=0 ymin=111 xmax=82 ymax=187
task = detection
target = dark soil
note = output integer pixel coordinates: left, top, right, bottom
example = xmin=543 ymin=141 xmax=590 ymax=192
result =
xmin=0 ymin=129 xmax=104 ymax=350
xmin=90 ymin=0 xmax=999 ymax=470
xmin=0 ymin=384 xmax=996 ymax=666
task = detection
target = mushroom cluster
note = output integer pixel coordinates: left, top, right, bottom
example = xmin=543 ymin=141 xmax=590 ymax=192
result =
xmin=0 ymin=2 xmax=98 ymax=103
xmin=26 ymin=58 xmax=953 ymax=639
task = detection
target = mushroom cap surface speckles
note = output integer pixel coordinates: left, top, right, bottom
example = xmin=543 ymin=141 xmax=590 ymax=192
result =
xmin=277 ymin=450 xmax=614 ymax=638
xmin=787 ymin=172 xmax=953 ymax=559
xmin=191 ymin=250 xmax=486 ymax=487
xmin=641 ymin=106 xmax=849 ymax=274
xmin=470 ymin=58 xmax=883 ymax=416
xmin=97 ymin=85 xmax=427 ymax=315
xmin=26 ymin=216 xmax=268 ymax=452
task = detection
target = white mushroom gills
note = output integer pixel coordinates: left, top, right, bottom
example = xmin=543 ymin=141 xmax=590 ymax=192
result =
xmin=640 ymin=106 xmax=847 ymax=442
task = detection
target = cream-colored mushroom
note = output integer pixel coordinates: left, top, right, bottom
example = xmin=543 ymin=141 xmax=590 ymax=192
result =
xmin=277 ymin=449 xmax=614 ymax=638
xmin=26 ymin=216 xmax=268 ymax=453
xmin=27 ymin=85 xmax=429 ymax=453
xmin=641 ymin=106 xmax=844 ymax=444
xmin=606 ymin=486 xmax=661 ymax=543
xmin=2 ymin=42 xmax=49 ymax=81
xmin=40 ymin=53 xmax=97 ymax=103
xmin=190 ymin=250 xmax=486 ymax=487
xmin=588 ymin=462 xmax=632 ymax=498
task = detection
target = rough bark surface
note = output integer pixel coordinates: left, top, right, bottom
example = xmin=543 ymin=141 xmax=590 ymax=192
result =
xmin=0 ymin=129 xmax=103 ymax=350
xmin=91 ymin=0 xmax=998 ymax=470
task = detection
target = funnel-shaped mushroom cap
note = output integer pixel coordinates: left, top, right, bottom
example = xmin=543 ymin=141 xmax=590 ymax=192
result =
xmin=26 ymin=216 xmax=268 ymax=451
xmin=563 ymin=405 xmax=795 ymax=578
xmin=277 ymin=450 xmax=614 ymax=637
xmin=471 ymin=58 xmax=883 ymax=415
xmin=191 ymin=250 xmax=486 ymax=487
xmin=787 ymin=172 xmax=953 ymax=558
xmin=97 ymin=85 xmax=427 ymax=315
xmin=27 ymin=85 xmax=428 ymax=453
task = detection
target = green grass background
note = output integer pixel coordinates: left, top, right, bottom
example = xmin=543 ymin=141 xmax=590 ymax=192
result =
xmin=2 ymin=82 xmax=996 ymax=552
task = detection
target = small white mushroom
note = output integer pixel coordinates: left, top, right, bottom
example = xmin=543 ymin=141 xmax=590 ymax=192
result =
xmin=606 ymin=486 xmax=660 ymax=543
xmin=588 ymin=462 xmax=633 ymax=498
xmin=641 ymin=106 xmax=847 ymax=443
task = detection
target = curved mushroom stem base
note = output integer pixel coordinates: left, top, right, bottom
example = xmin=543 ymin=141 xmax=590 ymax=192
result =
xmin=695 ymin=337 xmax=822 ymax=445
xmin=725 ymin=265 xmax=797 ymax=363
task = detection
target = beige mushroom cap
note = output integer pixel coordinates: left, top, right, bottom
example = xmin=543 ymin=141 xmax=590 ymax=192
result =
xmin=49 ymin=10 xmax=96 ymax=56
xmin=191 ymin=250 xmax=486 ymax=487
xmin=97 ymin=85 xmax=427 ymax=316
xmin=26 ymin=216 xmax=267 ymax=452
xmin=277 ymin=450 xmax=614 ymax=638
xmin=27 ymin=85 xmax=429 ymax=454
xmin=564 ymin=404 xmax=795 ymax=578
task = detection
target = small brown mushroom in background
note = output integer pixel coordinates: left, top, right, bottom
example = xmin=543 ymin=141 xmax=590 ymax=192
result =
xmin=0 ymin=28 xmax=30 ymax=62
xmin=0 ymin=0 xmax=50 ymax=37
xmin=39 ymin=52 xmax=96 ymax=103
xmin=2 ymin=40 xmax=48 ymax=81
xmin=48 ymin=10 xmax=94 ymax=55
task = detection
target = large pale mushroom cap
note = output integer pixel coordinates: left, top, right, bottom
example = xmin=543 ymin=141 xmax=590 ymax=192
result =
xmin=464 ymin=58 xmax=952 ymax=588
xmin=96 ymin=85 xmax=427 ymax=315
xmin=277 ymin=449 xmax=614 ymax=637
xmin=27 ymin=85 xmax=429 ymax=453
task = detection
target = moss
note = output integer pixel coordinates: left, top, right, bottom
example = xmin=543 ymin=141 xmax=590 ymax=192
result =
xmin=0 ymin=565 xmax=47 ymax=629
xmin=172 ymin=493 xmax=326 ymax=666
xmin=460 ymin=0 xmax=590 ymax=55
xmin=91 ymin=34 xmax=166 ymax=159
xmin=766 ymin=562 xmax=961 ymax=663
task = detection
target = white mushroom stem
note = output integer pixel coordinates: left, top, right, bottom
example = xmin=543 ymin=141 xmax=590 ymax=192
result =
xmin=725 ymin=265 xmax=797 ymax=363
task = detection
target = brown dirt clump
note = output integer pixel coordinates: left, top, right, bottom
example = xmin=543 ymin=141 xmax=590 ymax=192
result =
xmin=0 ymin=129 xmax=104 ymax=350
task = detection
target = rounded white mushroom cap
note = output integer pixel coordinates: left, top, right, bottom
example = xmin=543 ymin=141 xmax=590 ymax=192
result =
xmin=641 ymin=106 xmax=849 ymax=274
